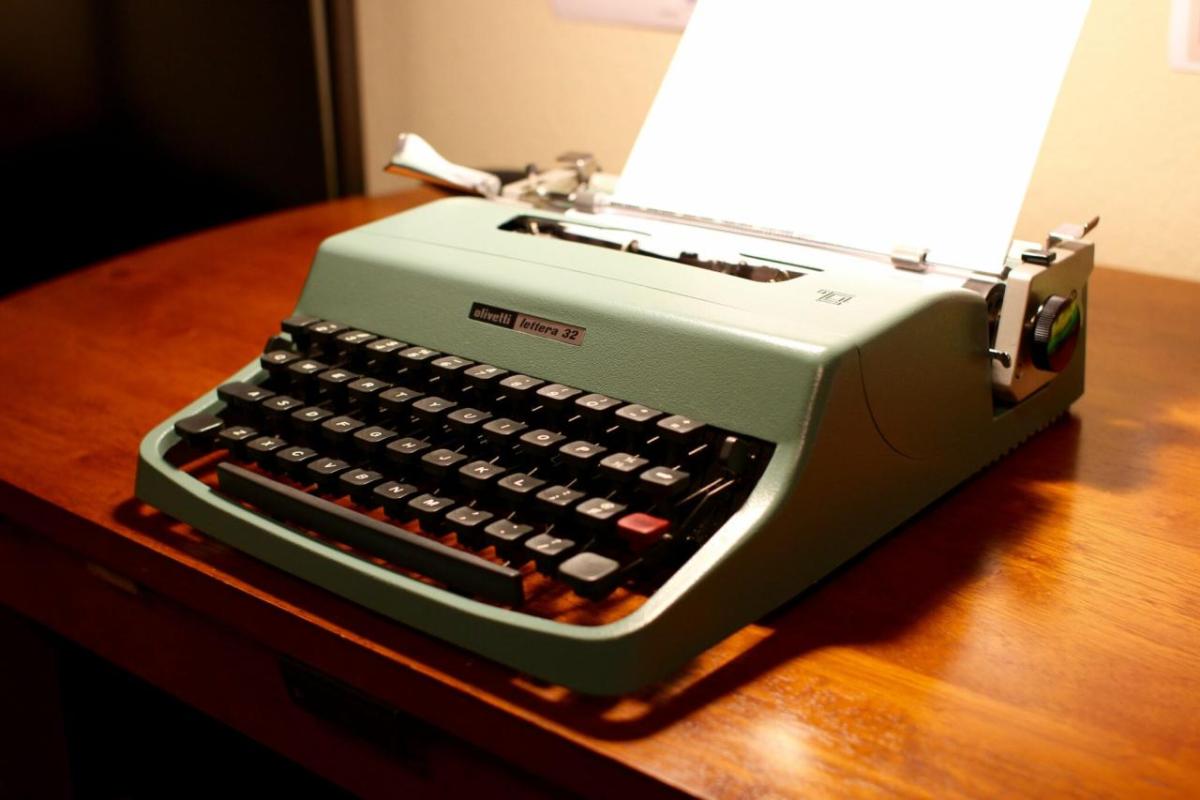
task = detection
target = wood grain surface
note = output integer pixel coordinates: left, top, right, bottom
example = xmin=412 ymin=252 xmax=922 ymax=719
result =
xmin=0 ymin=189 xmax=1197 ymax=798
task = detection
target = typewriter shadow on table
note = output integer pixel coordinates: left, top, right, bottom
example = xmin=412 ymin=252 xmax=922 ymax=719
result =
xmin=490 ymin=413 xmax=1092 ymax=738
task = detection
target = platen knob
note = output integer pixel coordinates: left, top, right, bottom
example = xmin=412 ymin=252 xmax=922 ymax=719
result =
xmin=1030 ymin=293 xmax=1081 ymax=372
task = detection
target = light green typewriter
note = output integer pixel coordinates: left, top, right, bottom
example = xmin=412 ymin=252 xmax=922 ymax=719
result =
xmin=136 ymin=132 xmax=1095 ymax=693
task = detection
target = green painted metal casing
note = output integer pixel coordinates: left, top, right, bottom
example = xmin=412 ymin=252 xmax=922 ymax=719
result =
xmin=136 ymin=197 xmax=1091 ymax=694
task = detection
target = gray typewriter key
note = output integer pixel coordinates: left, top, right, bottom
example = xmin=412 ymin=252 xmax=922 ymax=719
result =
xmin=559 ymin=552 xmax=622 ymax=599
xmin=518 ymin=428 xmax=566 ymax=458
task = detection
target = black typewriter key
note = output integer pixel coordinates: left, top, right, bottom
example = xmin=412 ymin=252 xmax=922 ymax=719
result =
xmin=458 ymin=460 xmax=506 ymax=491
xmin=598 ymin=452 xmax=649 ymax=483
xmin=386 ymin=436 xmax=431 ymax=466
xmin=638 ymin=466 xmax=690 ymax=498
xmin=446 ymin=407 xmax=492 ymax=433
xmin=373 ymin=480 xmax=418 ymax=516
xmin=412 ymin=395 xmax=457 ymax=422
xmin=360 ymin=337 xmax=407 ymax=369
xmin=263 ymin=334 xmax=294 ymax=355
xmin=346 ymin=376 xmax=392 ymax=412
xmin=338 ymin=468 xmax=384 ymax=503
xmin=430 ymin=355 xmax=473 ymax=380
xmin=656 ymin=414 xmax=708 ymax=446
xmin=335 ymin=329 xmax=376 ymax=355
xmin=482 ymin=417 xmax=527 ymax=446
xmin=378 ymin=386 xmax=424 ymax=416
xmin=352 ymin=425 xmax=398 ymax=456
xmin=559 ymin=552 xmax=622 ymax=599
xmin=317 ymin=367 xmax=359 ymax=403
xmin=445 ymin=506 xmax=494 ymax=547
xmin=281 ymin=313 xmax=320 ymax=351
xmin=260 ymin=350 xmax=300 ymax=377
xmin=260 ymin=395 xmax=305 ymax=431
xmin=421 ymin=448 xmax=469 ymax=479
xmin=574 ymin=497 xmax=628 ymax=530
xmin=463 ymin=364 xmax=508 ymax=387
xmin=218 ymin=381 xmax=276 ymax=413
xmin=559 ymin=440 xmax=608 ymax=473
xmin=174 ymin=412 xmax=224 ymax=447
xmin=574 ymin=393 xmax=622 ymax=422
xmin=408 ymin=493 xmax=456 ymax=531
xmin=290 ymin=406 xmax=333 ymax=440
xmin=218 ymin=425 xmax=258 ymax=458
xmin=524 ymin=533 xmax=578 ymax=571
xmin=287 ymin=359 xmax=328 ymax=397
xmin=281 ymin=312 xmax=320 ymax=340
xmin=306 ymin=456 xmax=350 ymax=490
xmin=498 ymin=374 xmax=543 ymax=402
xmin=320 ymin=415 xmax=365 ymax=448
xmin=535 ymin=485 xmax=585 ymax=518
xmin=483 ymin=519 xmax=535 ymax=558
xmin=718 ymin=435 xmax=755 ymax=473
xmin=496 ymin=472 xmax=545 ymax=507
xmin=518 ymin=428 xmax=566 ymax=458
xmin=306 ymin=320 xmax=348 ymax=351
xmin=535 ymin=383 xmax=582 ymax=411
xmin=246 ymin=435 xmax=287 ymax=467
xmin=615 ymin=403 xmax=663 ymax=432
xmin=396 ymin=346 xmax=440 ymax=378
xmin=275 ymin=445 xmax=318 ymax=477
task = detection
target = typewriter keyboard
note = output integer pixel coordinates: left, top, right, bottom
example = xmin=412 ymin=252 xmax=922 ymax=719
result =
xmin=171 ymin=314 xmax=772 ymax=619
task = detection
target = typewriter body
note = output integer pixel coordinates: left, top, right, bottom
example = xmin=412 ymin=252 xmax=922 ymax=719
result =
xmin=136 ymin=138 xmax=1094 ymax=694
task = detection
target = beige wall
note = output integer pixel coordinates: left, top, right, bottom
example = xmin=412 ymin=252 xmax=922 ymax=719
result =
xmin=357 ymin=0 xmax=1200 ymax=280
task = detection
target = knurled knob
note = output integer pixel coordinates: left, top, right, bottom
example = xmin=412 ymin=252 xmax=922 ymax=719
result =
xmin=1030 ymin=293 xmax=1081 ymax=372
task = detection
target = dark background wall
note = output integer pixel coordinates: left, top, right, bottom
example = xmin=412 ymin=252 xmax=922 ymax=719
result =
xmin=0 ymin=0 xmax=361 ymax=295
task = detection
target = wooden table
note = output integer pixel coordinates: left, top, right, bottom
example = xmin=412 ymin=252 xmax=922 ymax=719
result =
xmin=1 ymin=189 xmax=1197 ymax=798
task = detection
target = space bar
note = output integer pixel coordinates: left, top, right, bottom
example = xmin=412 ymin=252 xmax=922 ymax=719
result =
xmin=216 ymin=462 xmax=523 ymax=605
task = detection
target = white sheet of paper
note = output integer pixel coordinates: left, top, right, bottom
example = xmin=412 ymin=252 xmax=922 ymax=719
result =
xmin=615 ymin=0 xmax=1091 ymax=272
